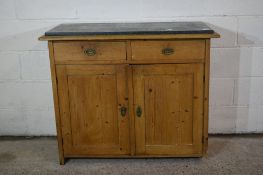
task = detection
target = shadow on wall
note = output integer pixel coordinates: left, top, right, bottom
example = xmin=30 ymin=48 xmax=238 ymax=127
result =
xmin=0 ymin=24 xmax=61 ymax=136
xmin=208 ymin=23 xmax=254 ymax=134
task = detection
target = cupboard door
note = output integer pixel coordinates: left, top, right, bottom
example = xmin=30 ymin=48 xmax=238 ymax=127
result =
xmin=133 ymin=64 xmax=203 ymax=156
xmin=56 ymin=65 xmax=130 ymax=156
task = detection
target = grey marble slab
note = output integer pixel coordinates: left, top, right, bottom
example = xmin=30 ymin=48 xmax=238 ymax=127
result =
xmin=45 ymin=22 xmax=214 ymax=36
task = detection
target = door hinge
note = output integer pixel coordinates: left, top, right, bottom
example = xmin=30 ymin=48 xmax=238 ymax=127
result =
xmin=203 ymin=75 xmax=206 ymax=83
xmin=202 ymin=136 xmax=204 ymax=143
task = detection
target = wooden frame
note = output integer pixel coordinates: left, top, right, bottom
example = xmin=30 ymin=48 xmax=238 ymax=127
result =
xmin=48 ymin=41 xmax=65 ymax=164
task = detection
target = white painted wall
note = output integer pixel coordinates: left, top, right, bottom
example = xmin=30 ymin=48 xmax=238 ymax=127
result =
xmin=0 ymin=0 xmax=263 ymax=135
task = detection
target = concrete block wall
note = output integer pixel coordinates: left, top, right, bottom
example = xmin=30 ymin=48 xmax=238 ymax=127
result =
xmin=0 ymin=0 xmax=262 ymax=135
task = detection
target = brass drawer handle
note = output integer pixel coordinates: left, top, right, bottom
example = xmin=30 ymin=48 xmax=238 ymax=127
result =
xmin=162 ymin=47 xmax=174 ymax=55
xmin=120 ymin=106 xmax=127 ymax=117
xmin=84 ymin=48 xmax=96 ymax=56
xmin=136 ymin=106 xmax=142 ymax=117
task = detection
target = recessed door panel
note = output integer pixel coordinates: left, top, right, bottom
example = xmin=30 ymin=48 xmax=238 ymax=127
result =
xmin=57 ymin=65 xmax=130 ymax=155
xmin=133 ymin=64 xmax=203 ymax=155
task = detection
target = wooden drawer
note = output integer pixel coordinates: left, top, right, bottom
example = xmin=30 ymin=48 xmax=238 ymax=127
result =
xmin=131 ymin=40 xmax=205 ymax=61
xmin=53 ymin=41 xmax=126 ymax=63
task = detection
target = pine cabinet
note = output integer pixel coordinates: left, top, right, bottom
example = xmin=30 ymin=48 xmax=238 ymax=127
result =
xmin=40 ymin=22 xmax=219 ymax=164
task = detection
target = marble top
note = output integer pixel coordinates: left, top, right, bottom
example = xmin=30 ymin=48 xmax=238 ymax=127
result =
xmin=45 ymin=22 xmax=214 ymax=36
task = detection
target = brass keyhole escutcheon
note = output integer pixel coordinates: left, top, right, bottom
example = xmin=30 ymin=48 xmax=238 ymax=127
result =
xmin=120 ymin=106 xmax=127 ymax=117
xmin=136 ymin=106 xmax=142 ymax=117
xmin=84 ymin=48 xmax=96 ymax=56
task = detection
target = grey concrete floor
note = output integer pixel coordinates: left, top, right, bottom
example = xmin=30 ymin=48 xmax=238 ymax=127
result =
xmin=0 ymin=135 xmax=262 ymax=175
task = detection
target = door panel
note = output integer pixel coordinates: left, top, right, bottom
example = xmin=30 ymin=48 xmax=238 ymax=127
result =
xmin=57 ymin=65 xmax=130 ymax=155
xmin=68 ymin=75 xmax=119 ymax=147
xmin=133 ymin=64 xmax=203 ymax=155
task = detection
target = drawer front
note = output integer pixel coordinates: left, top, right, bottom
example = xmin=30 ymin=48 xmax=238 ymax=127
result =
xmin=131 ymin=40 xmax=205 ymax=61
xmin=54 ymin=41 xmax=126 ymax=63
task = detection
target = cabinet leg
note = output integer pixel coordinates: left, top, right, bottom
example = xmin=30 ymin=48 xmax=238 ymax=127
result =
xmin=59 ymin=157 xmax=65 ymax=165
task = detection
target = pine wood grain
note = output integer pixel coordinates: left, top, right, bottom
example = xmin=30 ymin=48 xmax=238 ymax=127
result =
xmin=56 ymin=65 xmax=130 ymax=155
xmin=53 ymin=41 xmax=126 ymax=63
xmin=131 ymin=40 xmax=205 ymax=61
xmin=133 ymin=64 xmax=203 ymax=155
xmin=48 ymin=41 xmax=65 ymax=165
xmin=203 ymin=39 xmax=211 ymax=154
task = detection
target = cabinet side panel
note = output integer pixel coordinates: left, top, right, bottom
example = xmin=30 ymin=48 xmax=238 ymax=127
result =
xmin=48 ymin=41 xmax=65 ymax=165
xmin=203 ymin=39 xmax=211 ymax=154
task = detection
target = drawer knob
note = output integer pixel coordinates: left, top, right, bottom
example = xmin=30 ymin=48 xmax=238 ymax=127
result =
xmin=162 ymin=47 xmax=174 ymax=55
xmin=84 ymin=48 xmax=96 ymax=56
